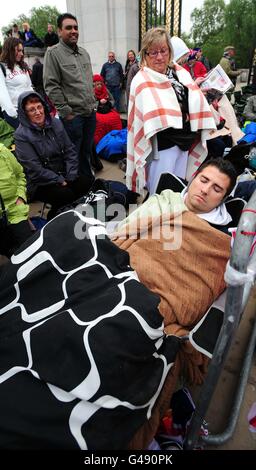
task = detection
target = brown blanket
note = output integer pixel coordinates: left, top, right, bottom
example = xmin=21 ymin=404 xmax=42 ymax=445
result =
xmin=112 ymin=211 xmax=231 ymax=448
xmin=113 ymin=211 xmax=230 ymax=328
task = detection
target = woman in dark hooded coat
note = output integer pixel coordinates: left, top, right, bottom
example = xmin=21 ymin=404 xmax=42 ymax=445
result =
xmin=14 ymin=91 xmax=94 ymax=219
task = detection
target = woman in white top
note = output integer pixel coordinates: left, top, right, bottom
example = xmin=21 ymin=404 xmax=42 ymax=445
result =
xmin=0 ymin=37 xmax=33 ymax=129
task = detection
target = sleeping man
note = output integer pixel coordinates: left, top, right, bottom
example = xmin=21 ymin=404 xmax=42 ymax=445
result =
xmin=115 ymin=157 xmax=238 ymax=235
xmin=0 ymin=159 xmax=239 ymax=450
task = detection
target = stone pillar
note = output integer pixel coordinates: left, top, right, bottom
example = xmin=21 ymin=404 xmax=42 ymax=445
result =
xmin=66 ymin=0 xmax=139 ymax=74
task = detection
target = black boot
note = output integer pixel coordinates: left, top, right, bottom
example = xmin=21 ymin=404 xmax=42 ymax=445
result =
xmin=91 ymin=145 xmax=104 ymax=172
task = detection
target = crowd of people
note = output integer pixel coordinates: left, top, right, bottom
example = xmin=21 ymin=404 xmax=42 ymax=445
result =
xmin=5 ymin=22 xmax=58 ymax=48
xmin=0 ymin=13 xmax=255 ymax=258
xmin=0 ymin=11 xmax=255 ymax=451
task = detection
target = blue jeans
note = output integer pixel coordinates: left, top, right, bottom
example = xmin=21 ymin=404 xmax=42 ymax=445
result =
xmin=3 ymin=111 xmax=19 ymax=130
xmin=108 ymin=86 xmax=121 ymax=111
xmin=62 ymin=112 xmax=96 ymax=178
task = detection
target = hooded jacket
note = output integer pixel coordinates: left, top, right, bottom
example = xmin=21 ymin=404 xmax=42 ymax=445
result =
xmin=0 ymin=143 xmax=29 ymax=224
xmin=14 ymin=91 xmax=79 ymax=198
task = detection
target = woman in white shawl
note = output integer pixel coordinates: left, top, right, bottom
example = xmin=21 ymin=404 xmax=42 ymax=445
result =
xmin=126 ymin=28 xmax=216 ymax=196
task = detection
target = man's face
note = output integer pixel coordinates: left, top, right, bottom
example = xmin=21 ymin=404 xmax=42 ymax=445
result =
xmin=47 ymin=24 xmax=53 ymax=33
xmin=59 ymin=18 xmax=79 ymax=47
xmin=185 ymin=166 xmax=231 ymax=214
xmin=108 ymin=52 xmax=115 ymax=63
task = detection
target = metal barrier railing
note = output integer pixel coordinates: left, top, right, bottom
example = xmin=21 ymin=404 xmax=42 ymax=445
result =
xmin=139 ymin=0 xmax=182 ymax=49
xmin=184 ymin=189 xmax=256 ymax=450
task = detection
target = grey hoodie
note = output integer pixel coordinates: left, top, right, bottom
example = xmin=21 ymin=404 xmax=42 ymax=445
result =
xmin=14 ymin=91 xmax=79 ymax=197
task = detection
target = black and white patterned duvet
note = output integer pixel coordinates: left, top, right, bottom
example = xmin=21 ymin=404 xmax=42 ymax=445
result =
xmin=0 ymin=210 xmax=180 ymax=449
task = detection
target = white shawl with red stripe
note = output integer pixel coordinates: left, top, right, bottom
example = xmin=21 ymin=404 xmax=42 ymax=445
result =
xmin=126 ymin=64 xmax=216 ymax=194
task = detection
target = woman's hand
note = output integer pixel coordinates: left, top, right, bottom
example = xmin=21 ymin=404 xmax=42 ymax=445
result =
xmin=195 ymin=76 xmax=206 ymax=86
xmin=100 ymin=98 xmax=107 ymax=104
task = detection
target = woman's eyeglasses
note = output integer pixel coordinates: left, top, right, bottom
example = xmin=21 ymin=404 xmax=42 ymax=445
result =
xmin=145 ymin=48 xmax=169 ymax=58
xmin=25 ymin=104 xmax=44 ymax=115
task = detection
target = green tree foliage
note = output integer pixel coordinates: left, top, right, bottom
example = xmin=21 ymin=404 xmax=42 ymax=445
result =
xmin=2 ymin=15 xmax=29 ymax=39
xmin=180 ymin=33 xmax=193 ymax=50
xmin=224 ymin=0 xmax=256 ymax=68
xmin=1 ymin=5 xmax=60 ymax=41
xmin=29 ymin=6 xmax=60 ymax=39
xmin=190 ymin=0 xmax=256 ymax=69
xmin=199 ymin=30 xmax=226 ymax=68
xmin=190 ymin=0 xmax=226 ymax=67
xmin=191 ymin=0 xmax=226 ymax=46
xmin=147 ymin=0 xmax=165 ymax=28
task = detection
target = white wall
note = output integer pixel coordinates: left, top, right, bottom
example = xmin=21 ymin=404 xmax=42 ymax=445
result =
xmin=66 ymin=0 xmax=139 ymax=74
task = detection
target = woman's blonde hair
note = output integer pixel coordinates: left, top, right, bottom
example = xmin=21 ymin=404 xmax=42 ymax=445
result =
xmin=139 ymin=27 xmax=173 ymax=68
xmin=22 ymin=22 xmax=30 ymax=29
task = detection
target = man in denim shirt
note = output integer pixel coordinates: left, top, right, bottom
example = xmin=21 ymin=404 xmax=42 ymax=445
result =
xmin=101 ymin=52 xmax=124 ymax=112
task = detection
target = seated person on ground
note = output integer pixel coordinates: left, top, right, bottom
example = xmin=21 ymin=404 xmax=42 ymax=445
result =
xmin=93 ymin=74 xmax=122 ymax=146
xmin=92 ymin=74 xmax=122 ymax=171
xmin=0 ymin=117 xmax=15 ymax=149
xmin=0 ymin=143 xmax=33 ymax=257
xmin=20 ymin=22 xmax=44 ymax=48
xmin=14 ymin=91 xmax=94 ymax=219
xmin=44 ymin=24 xmax=59 ymax=48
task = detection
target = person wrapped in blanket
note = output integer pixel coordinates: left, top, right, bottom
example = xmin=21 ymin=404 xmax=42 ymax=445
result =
xmin=111 ymin=158 xmax=238 ymax=449
xmin=0 ymin=158 xmax=238 ymax=450
xmin=126 ymin=27 xmax=216 ymax=196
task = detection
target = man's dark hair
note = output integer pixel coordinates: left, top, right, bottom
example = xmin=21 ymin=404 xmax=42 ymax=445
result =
xmin=13 ymin=24 xmax=18 ymax=28
xmin=57 ymin=13 xmax=77 ymax=29
xmin=196 ymin=158 xmax=237 ymax=196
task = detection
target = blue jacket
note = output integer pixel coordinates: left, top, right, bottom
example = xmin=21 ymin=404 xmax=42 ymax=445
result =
xmin=96 ymin=128 xmax=127 ymax=160
xmin=14 ymin=91 xmax=79 ymax=198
